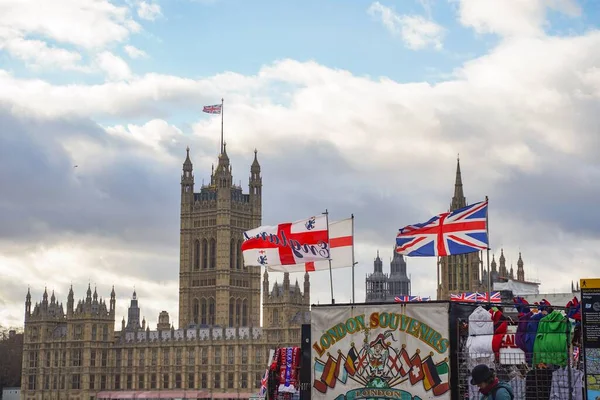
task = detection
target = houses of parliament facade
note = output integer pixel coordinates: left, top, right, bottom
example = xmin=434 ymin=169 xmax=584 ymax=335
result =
xmin=20 ymin=146 xmax=310 ymax=399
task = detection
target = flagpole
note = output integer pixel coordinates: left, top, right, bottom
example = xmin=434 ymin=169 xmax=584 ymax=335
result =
xmin=436 ymin=256 xmax=440 ymax=300
xmin=323 ymin=209 xmax=334 ymax=304
xmin=351 ymin=213 xmax=356 ymax=304
xmin=220 ymin=98 xmax=224 ymax=154
xmin=486 ymin=195 xmax=491 ymax=304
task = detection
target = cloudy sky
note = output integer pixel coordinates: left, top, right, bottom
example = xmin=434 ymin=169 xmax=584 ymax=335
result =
xmin=1 ymin=0 xmax=599 ymax=329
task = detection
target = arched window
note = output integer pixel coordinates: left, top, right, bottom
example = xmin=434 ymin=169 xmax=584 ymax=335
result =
xmin=208 ymin=298 xmax=215 ymax=325
xmin=273 ymin=309 xmax=279 ymax=327
xmin=229 ymin=298 xmax=234 ymax=327
xmin=242 ymin=300 xmax=248 ymax=327
xmin=230 ymin=239 xmax=235 ymax=269
xmin=193 ymin=299 xmax=199 ymax=324
xmin=194 ymin=240 xmax=200 ymax=271
xmin=201 ymin=239 xmax=208 ymax=269
xmin=235 ymin=300 xmax=241 ymax=327
xmin=200 ymin=299 xmax=207 ymax=325
xmin=237 ymin=240 xmax=243 ymax=269
xmin=209 ymin=239 xmax=216 ymax=269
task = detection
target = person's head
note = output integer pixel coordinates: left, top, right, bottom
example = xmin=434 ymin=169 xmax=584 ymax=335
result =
xmin=470 ymin=364 xmax=495 ymax=388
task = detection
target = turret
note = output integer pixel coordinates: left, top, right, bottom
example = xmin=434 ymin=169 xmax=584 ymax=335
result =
xmin=181 ymin=147 xmax=194 ymax=205
xmin=491 ymin=255 xmax=497 ymax=272
xmin=374 ymin=251 xmax=383 ymax=273
xmin=25 ymin=288 xmax=31 ymax=319
xmin=263 ymin=271 xmax=270 ymax=303
xmin=304 ymin=272 xmax=310 ymax=305
xmin=517 ymin=252 xmax=525 ymax=281
xmin=249 ymin=149 xmax=262 ymax=212
xmin=110 ymin=285 xmax=116 ymax=314
xmin=86 ymin=283 xmax=92 ymax=303
xmin=42 ymin=287 xmax=48 ymax=309
xmin=67 ymin=285 xmax=74 ymax=317
xmin=283 ymin=272 xmax=290 ymax=293
xmin=498 ymin=249 xmax=507 ymax=277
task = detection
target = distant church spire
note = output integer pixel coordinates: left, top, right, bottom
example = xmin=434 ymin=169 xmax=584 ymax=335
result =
xmin=450 ymin=156 xmax=466 ymax=211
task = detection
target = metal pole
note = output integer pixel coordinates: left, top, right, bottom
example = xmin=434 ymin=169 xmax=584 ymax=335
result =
xmin=220 ymin=98 xmax=224 ymax=154
xmin=323 ymin=209 xmax=334 ymax=304
xmin=436 ymin=256 xmax=440 ymax=300
xmin=485 ymin=196 xmax=491 ymax=301
xmin=351 ymin=214 xmax=355 ymax=304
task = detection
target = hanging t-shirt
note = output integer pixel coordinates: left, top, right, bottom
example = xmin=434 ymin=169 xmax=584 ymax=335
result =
xmin=549 ymin=367 xmax=583 ymax=400
xmin=466 ymin=306 xmax=495 ymax=370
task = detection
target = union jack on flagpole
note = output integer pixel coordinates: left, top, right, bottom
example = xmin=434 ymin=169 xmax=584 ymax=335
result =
xmin=203 ymin=99 xmax=225 ymax=153
xmin=396 ymin=200 xmax=489 ymax=257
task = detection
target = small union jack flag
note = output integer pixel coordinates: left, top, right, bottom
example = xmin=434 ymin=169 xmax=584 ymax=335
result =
xmin=450 ymin=292 xmax=477 ymax=302
xmin=475 ymin=291 xmax=501 ymax=303
xmin=202 ymin=104 xmax=222 ymax=114
xmin=396 ymin=200 xmax=489 ymax=257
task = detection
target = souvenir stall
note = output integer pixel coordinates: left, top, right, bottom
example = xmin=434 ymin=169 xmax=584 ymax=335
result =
xmin=261 ymin=346 xmax=302 ymax=400
xmin=457 ymin=298 xmax=584 ymax=400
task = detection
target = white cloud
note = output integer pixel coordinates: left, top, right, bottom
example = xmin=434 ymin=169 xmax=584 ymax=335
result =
xmin=95 ymin=51 xmax=132 ymax=81
xmin=1 ymin=3 xmax=600 ymax=327
xmin=0 ymin=32 xmax=88 ymax=71
xmin=136 ymin=1 xmax=162 ymax=21
xmin=0 ymin=0 xmax=141 ymax=49
xmin=368 ymin=1 xmax=444 ymax=50
xmin=124 ymin=44 xmax=148 ymax=59
xmin=457 ymin=0 xmax=581 ymax=37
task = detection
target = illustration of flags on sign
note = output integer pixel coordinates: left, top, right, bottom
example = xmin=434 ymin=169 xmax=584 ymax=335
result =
xmin=202 ymin=104 xmax=222 ymax=114
xmin=421 ymin=356 xmax=442 ymax=391
xmin=241 ymin=215 xmax=330 ymax=268
xmin=267 ymin=217 xmax=353 ymax=273
xmin=432 ymin=360 xmax=450 ymax=396
xmin=408 ymin=351 xmax=424 ymax=385
xmin=344 ymin=346 xmax=359 ymax=376
xmin=396 ymin=200 xmax=488 ymax=257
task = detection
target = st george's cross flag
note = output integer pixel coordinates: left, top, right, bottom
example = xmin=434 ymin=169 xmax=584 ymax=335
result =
xmin=396 ymin=200 xmax=488 ymax=257
xmin=267 ymin=217 xmax=354 ymax=273
xmin=241 ymin=215 xmax=330 ymax=268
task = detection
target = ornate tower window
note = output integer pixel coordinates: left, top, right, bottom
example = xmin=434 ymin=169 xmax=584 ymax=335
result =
xmin=201 ymin=299 xmax=207 ymax=325
xmin=230 ymin=239 xmax=236 ymax=269
xmin=193 ymin=299 xmax=199 ymax=324
xmin=201 ymin=239 xmax=208 ymax=269
xmin=194 ymin=240 xmax=200 ymax=271
xmin=208 ymin=298 xmax=215 ymax=325
xmin=209 ymin=239 xmax=216 ymax=269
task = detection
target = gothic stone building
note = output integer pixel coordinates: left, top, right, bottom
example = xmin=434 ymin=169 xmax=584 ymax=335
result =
xmin=365 ymin=250 xmax=411 ymax=302
xmin=437 ymin=158 xmax=531 ymax=299
xmin=21 ymin=146 xmax=310 ymax=400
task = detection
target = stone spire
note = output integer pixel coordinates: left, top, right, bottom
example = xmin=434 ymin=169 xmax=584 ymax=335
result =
xmin=517 ymin=252 xmax=525 ymax=281
xmin=450 ymin=156 xmax=466 ymax=211
xmin=498 ymin=249 xmax=507 ymax=276
xmin=491 ymin=255 xmax=497 ymax=272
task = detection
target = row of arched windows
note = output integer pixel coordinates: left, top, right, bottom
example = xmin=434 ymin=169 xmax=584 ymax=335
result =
xmin=229 ymin=239 xmax=244 ymax=270
xmin=228 ymin=298 xmax=249 ymax=327
xmin=193 ymin=239 xmax=216 ymax=270
xmin=192 ymin=298 xmax=216 ymax=326
xmin=192 ymin=238 xmax=244 ymax=270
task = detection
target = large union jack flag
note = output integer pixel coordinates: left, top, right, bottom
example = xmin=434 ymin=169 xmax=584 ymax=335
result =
xmin=396 ymin=200 xmax=489 ymax=257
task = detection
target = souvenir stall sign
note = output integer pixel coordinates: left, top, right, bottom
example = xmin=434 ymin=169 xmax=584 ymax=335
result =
xmin=311 ymin=303 xmax=451 ymax=400
xmin=581 ymin=278 xmax=600 ymax=399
